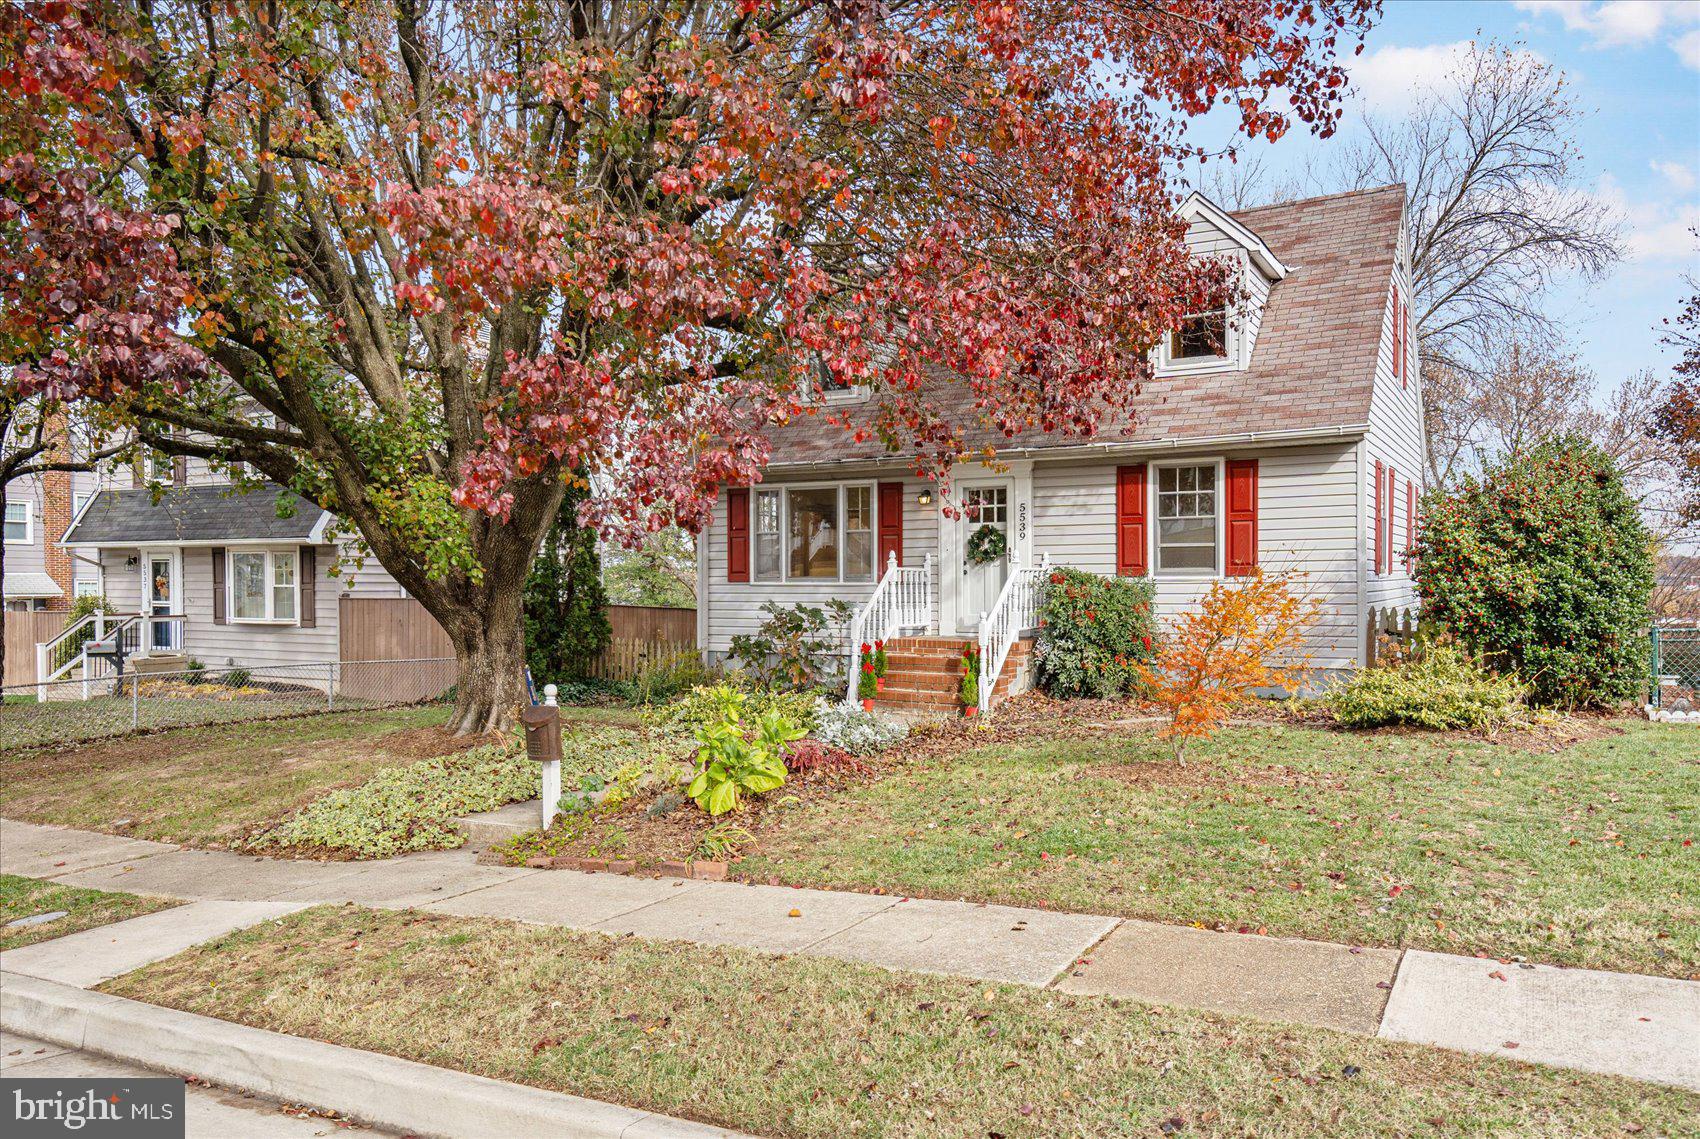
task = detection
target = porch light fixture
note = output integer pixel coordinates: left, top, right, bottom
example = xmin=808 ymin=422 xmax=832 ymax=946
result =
xmin=917 ymin=489 xmax=934 ymax=506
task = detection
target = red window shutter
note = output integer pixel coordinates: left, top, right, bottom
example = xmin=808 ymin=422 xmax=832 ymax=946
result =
xmin=1391 ymin=287 xmax=1403 ymax=383
xmin=1401 ymin=302 xmax=1411 ymax=389
xmin=1405 ymin=480 xmax=1417 ymax=564
xmin=1115 ymin=464 xmax=1148 ymax=576
xmin=1388 ymin=465 xmax=1398 ymax=575
xmin=1224 ymin=459 xmax=1258 ymax=576
xmin=877 ymin=481 xmax=905 ymax=570
xmin=725 ymin=487 xmax=749 ymax=583
xmin=1372 ymin=460 xmax=1385 ymax=576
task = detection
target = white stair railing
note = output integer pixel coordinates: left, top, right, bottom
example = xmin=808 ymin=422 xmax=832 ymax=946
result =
xmin=976 ymin=553 xmax=1050 ymax=712
xmin=845 ymin=552 xmax=934 ymax=705
xmin=35 ymin=609 xmax=117 ymax=700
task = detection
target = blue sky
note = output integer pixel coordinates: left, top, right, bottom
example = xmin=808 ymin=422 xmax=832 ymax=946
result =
xmin=1193 ymin=0 xmax=1700 ymax=394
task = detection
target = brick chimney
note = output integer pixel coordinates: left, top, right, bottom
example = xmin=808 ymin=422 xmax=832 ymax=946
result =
xmin=41 ymin=468 xmax=74 ymax=610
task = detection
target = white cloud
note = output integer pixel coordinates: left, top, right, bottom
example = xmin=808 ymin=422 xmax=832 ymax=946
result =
xmin=1650 ymin=159 xmax=1697 ymax=192
xmin=1348 ymin=42 xmax=1489 ymax=113
xmin=1515 ymin=1 xmax=1700 ymax=69
xmin=1591 ymin=172 xmax=1699 ymax=264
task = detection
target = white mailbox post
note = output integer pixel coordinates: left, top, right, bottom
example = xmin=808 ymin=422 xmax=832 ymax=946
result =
xmin=540 ymin=684 xmax=560 ymax=830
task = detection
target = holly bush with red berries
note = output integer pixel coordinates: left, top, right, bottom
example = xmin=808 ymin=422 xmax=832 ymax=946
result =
xmin=1034 ymin=567 xmax=1158 ymax=699
xmin=1413 ymin=437 xmax=1654 ymax=707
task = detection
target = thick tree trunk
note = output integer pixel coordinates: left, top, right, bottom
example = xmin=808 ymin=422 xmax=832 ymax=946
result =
xmin=439 ymin=573 xmax=531 ymax=736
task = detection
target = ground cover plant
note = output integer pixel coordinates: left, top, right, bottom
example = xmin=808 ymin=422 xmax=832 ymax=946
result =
xmin=1415 ymin=437 xmax=1655 ymax=706
xmin=0 ymin=707 xmax=471 ymax=846
xmin=244 ymin=741 xmax=538 ymax=858
xmin=104 ymin=905 xmax=1699 ymax=1139
xmin=736 ymin=712 xmax=1697 ymax=978
xmin=0 ymin=875 xmax=179 ymax=952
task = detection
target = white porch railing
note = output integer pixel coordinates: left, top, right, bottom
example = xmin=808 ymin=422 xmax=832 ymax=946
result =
xmin=976 ymin=553 xmax=1050 ymax=712
xmin=845 ymin=552 xmax=934 ymax=705
xmin=36 ymin=611 xmax=187 ymax=700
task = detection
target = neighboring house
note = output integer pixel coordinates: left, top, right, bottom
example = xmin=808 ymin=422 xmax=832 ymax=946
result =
xmin=4 ymin=466 xmax=109 ymax=611
xmin=36 ymin=458 xmax=412 ymax=683
xmin=696 ymin=186 xmax=1425 ymax=703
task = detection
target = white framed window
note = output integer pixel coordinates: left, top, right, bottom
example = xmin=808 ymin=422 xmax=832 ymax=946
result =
xmin=74 ymin=577 xmax=102 ymax=597
xmin=749 ymin=482 xmax=878 ymax=584
xmin=3 ymin=501 xmax=32 ymax=544
xmin=72 ymin=492 xmax=91 ymax=517
xmin=229 ymin=549 xmax=299 ymax=623
xmin=1154 ymin=462 xmax=1219 ymax=575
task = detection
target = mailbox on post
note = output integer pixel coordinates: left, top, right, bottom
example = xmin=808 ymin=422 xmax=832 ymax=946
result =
xmin=521 ymin=704 xmax=562 ymax=762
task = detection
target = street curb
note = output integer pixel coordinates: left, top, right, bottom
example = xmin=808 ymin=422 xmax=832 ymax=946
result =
xmin=1 ymin=971 xmax=753 ymax=1139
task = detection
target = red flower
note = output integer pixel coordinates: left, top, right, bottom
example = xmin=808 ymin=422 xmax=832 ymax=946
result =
xmin=862 ymin=662 xmax=874 ymax=674
xmin=1050 ymin=572 xmax=1064 ymax=585
xmin=1141 ymin=635 xmax=1151 ymax=650
xmin=860 ymin=642 xmax=872 ymax=654
xmin=874 ymin=639 xmax=884 ymax=650
xmin=1084 ymin=609 xmax=1096 ymax=621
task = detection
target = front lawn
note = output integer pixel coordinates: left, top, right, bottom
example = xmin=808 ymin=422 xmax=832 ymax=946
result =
xmin=0 ymin=874 xmax=179 ymax=951
xmin=739 ymin=717 xmax=1697 ymax=977
xmin=102 ymin=905 xmax=1698 ymax=1138
xmin=0 ymin=707 xmax=464 ymax=846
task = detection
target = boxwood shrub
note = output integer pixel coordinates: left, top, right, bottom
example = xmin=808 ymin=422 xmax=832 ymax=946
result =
xmin=1034 ymin=567 xmax=1157 ymax=699
xmin=1414 ymin=437 xmax=1654 ymax=707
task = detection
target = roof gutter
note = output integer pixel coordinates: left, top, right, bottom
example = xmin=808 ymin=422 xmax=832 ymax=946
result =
xmin=764 ymin=422 xmax=1371 ymax=474
xmin=60 ymin=535 xmax=327 ymax=551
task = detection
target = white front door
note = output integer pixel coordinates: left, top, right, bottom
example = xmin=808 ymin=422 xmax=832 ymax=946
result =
xmin=957 ymin=483 xmax=1010 ymax=632
xmin=143 ymin=551 xmax=179 ymax=651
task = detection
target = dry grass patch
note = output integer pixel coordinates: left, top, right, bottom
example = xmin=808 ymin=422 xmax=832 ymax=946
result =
xmin=103 ymin=905 xmax=1698 ymax=1139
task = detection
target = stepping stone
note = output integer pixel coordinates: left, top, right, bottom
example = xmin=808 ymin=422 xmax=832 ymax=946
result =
xmin=5 ymin=911 xmax=69 ymax=930
xmin=1055 ymin=919 xmax=1400 ymax=1033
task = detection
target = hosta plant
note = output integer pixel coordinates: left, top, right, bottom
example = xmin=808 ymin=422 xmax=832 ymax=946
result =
xmin=685 ymin=686 xmax=806 ymax=816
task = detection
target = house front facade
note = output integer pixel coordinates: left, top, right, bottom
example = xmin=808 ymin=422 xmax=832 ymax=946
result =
xmin=696 ymin=186 xmax=1425 ymax=700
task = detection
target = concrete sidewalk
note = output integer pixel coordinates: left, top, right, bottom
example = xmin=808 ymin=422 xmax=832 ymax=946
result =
xmin=4 ymin=816 xmax=1696 ymax=1092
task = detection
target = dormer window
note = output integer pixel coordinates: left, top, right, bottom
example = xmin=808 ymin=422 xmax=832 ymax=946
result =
xmin=1169 ymin=310 xmax=1228 ymax=361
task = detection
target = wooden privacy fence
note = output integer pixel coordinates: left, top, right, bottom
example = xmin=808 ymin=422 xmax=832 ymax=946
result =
xmin=336 ymin=597 xmax=697 ymax=692
xmin=3 ymin=610 xmax=69 ymax=689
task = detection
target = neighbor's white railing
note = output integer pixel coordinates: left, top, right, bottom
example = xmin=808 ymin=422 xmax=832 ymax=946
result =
xmin=845 ymin=551 xmax=934 ymax=705
xmin=36 ymin=611 xmax=187 ymax=700
xmin=976 ymin=553 xmax=1049 ymax=712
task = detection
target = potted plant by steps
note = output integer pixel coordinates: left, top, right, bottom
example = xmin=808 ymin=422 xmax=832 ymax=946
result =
xmin=873 ymin=639 xmax=889 ymax=691
xmin=859 ymin=659 xmax=878 ymax=711
xmin=959 ymin=644 xmax=980 ymax=717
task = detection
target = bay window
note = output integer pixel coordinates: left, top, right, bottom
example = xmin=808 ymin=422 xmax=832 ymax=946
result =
xmin=229 ymin=549 xmax=300 ymax=622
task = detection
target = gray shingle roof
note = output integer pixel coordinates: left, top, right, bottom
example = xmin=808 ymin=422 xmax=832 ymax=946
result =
xmin=2 ymin=571 xmax=63 ymax=598
xmin=62 ymin=485 xmax=328 ymax=546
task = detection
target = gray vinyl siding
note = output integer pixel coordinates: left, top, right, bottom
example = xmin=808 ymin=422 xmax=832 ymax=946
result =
xmin=1362 ymin=215 xmax=1425 ymax=626
xmin=701 ymin=472 xmax=939 ymax=657
xmin=1029 ymin=443 xmax=1361 ymax=670
xmin=700 ymin=443 xmax=1364 ymax=672
xmin=3 ymin=476 xmax=46 ymax=579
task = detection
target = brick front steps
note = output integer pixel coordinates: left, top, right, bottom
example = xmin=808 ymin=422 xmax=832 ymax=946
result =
xmin=870 ymin=635 xmax=1035 ymax=712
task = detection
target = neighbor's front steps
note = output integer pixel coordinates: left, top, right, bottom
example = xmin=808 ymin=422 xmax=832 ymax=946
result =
xmin=872 ymin=635 xmax=1034 ymax=711
xmin=2 ymin=817 xmax=1696 ymax=1093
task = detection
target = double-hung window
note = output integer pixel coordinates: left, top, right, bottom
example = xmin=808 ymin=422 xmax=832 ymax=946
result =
xmin=751 ymin=484 xmax=877 ymax=583
xmin=1155 ymin=464 xmax=1218 ymax=574
xmin=3 ymin=501 xmax=31 ymax=544
xmin=229 ymin=549 xmax=299 ymax=622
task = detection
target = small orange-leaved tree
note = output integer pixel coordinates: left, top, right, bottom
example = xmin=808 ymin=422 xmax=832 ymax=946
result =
xmin=1135 ymin=572 xmax=1319 ymax=764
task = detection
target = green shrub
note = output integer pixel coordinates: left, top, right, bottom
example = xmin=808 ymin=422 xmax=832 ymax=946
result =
xmin=629 ymin=650 xmax=717 ymax=705
xmin=685 ymin=685 xmax=806 ymax=815
xmin=727 ymin=599 xmax=855 ymax=691
xmin=641 ymin=680 xmax=818 ymax=735
xmin=1326 ymin=642 xmax=1528 ymax=730
xmin=1034 ymin=568 xmax=1157 ymax=699
xmin=244 ymin=741 xmax=537 ymax=858
xmin=1415 ymin=437 xmax=1655 ymax=707
xmin=523 ymin=478 xmax=611 ymax=682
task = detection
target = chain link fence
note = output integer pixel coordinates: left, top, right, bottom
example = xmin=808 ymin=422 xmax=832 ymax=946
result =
xmin=1649 ymin=627 xmax=1700 ymax=712
xmin=1 ymin=658 xmax=455 ymax=751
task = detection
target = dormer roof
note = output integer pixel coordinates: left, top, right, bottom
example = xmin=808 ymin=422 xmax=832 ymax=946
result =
xmin=1177 ymin=191 xmax=1288 ymax=280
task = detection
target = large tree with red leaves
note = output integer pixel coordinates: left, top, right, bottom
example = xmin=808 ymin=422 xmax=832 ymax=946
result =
xmin=1 ymin=0 xmax=1376 ymax=731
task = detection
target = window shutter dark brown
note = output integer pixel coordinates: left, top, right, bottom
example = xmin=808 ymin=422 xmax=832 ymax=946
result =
xmin=877 ymin=482 xmax=905 ymax=569
xmin=726 ymin=488 xmax=750 ymax=583
xmin=1225 ymin=459 xmax=1259 ymax=576
xmin=1115 ymin=464 xmax=1148 ymax=577
xmin=299 ymin=546 xmax=317 ymax=627
xmin=211 ymin=547 xmax=226 ymax=624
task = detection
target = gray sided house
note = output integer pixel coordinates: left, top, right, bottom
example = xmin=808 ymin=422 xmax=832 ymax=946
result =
xmin=697 ymin=186 xmax=1425 ymax=706
xmin=58 ymin=482 xmax=408 ymax=678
